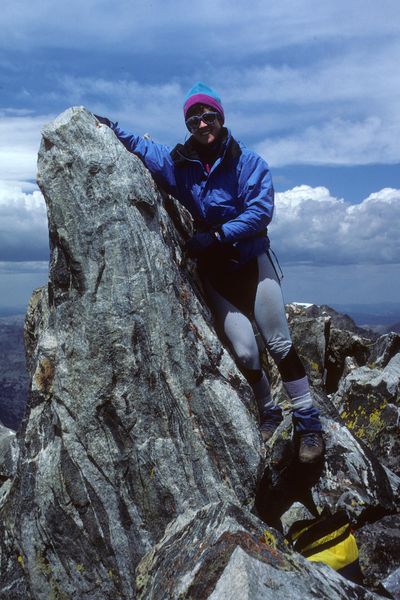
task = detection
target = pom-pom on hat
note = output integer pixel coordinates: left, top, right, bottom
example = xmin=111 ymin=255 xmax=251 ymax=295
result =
xmin=183 ymin=82 xmax=225 ymax=124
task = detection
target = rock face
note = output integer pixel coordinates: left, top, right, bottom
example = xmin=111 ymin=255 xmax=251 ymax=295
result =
xmin=355 ymin=515 xmax=400 ymax=595
xmin=0 ymin=108 xmax=263 ymax=599
xmin=0 ymin=107 xmax=398 ymax=599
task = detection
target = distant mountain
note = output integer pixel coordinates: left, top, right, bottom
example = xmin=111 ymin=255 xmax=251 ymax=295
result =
xmin=0 ymin=314 xmax=28 ymax=430
xmin=330 ymin=302 xmax=400 ymax=332
xmin=387 ymin=321 xmax=400 ymax=333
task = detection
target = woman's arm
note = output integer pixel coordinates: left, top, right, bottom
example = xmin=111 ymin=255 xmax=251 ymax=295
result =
xmin=94 ymin=115 xmax=177 ymax=196
xmin=219 ymin=150 xmax=274 ymax=243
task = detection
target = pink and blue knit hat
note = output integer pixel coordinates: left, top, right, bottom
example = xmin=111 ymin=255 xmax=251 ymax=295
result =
xmin=183 ymin=82 xmax=225 ymax=124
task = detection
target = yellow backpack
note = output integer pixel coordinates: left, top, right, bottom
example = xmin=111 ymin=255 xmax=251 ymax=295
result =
xmin=286 ymin=509 xmax=363 ymax=584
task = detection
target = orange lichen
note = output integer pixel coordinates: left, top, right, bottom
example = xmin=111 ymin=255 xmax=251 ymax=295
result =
xmin=34 ymin=358 xmax=55 ymax=394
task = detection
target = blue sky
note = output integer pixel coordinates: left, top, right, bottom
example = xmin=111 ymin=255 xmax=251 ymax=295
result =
xmin=1 ymin=0 xmax=400 ymax=311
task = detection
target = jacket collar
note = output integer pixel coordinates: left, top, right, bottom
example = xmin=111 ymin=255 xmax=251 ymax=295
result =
xmin=170 ymin=128 xmax=241 ymax=167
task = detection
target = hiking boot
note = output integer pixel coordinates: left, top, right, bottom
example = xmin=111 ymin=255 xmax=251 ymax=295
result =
xmin=298 ymin=432 xmax=325 ymax=463
xmin=260 ymin=422 xmax=279 ymax=443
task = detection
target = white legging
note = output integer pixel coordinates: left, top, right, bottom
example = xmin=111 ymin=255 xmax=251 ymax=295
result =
xmin=203 ymin=252 xmax=292 ymax=370
xmin=202 ymin=252 xmax=315 ymax=423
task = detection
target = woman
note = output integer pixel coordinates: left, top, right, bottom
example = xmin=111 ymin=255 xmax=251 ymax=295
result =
xmin=95 ymin=82 xmax=324 ymax=463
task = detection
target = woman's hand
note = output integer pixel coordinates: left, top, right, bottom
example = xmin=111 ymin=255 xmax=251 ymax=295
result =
xmin=94 ymin=114 xmax=112 ymax=127
xmin=185 ymin=231 xmax=219 ymax=258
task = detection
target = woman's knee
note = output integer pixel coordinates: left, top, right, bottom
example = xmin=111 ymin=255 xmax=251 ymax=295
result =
xmin=233 ymin=342 xmax=260 ymax=370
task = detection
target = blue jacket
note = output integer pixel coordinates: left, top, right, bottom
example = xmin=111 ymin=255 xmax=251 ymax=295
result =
xmin=110 ymin=123 xmax=274 ymax=264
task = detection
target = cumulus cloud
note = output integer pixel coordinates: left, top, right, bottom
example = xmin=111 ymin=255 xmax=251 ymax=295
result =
xmin=271 ymin=186 xmax=400 ymax=265
xmin=0 ymin=180 xmax=48 ymax=261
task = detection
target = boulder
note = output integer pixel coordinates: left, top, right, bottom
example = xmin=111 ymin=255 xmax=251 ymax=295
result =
xmin=286 ymin=313 xmax=329 ymax=389
xmin=355 ymin=515 xmax=400 ymax=595
xmin=325 ymin=329 xmax=372 ymax=394
xmin=332 ymin=354 xmax=400 ymax=475
xmin=381 ymin=567 xmax=400 ymax=600
xmin=304 ymin=304 xmax=372 ymax=336
xmin=369 ymin=332 xmax=400 ymax=369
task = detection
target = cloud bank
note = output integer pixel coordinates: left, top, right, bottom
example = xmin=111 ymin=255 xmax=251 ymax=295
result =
xmin=1 ymin=176 xmax=398 ymax=268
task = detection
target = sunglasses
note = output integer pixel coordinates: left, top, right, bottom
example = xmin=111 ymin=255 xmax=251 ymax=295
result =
xmin=185 ymin=111 xmax=219 ymax=133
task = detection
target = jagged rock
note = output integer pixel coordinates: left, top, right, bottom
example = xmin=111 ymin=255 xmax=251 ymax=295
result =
xmin=0 ymin=107 xmax=262 ymax=599
xmin=136 ymin=501 xmax=382 ymax=599
xmin=314 ymin=417 xmax=399 ymax=521
xmin=256 ymin=417 xmax=400 ymax=529
xmin=332 ymin=354 xmax=400 ymax=475
xmin=264 ymin=306 xmax=339 ymax=419
xmin=369 ymin=333 xmax=400 ymax=369
xmin=325 ymin=329 xmax=373 ymax=394
xmin=286 ymin=303 xmax=371 ymax=337
xmin=0 ymin=520 xmax=31 ymax=600
xmin=287 ymin=313 xmax=329 ymax=389
xmin=355 ymin=514 xmax=400 ymax=596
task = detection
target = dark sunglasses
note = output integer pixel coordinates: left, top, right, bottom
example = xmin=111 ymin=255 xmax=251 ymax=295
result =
xmin=185 ymin=111 xmax=219 ymax=133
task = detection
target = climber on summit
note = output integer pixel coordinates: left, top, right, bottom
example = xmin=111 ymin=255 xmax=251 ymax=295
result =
xmin=94 ymin=82 xmax=324 ymax=463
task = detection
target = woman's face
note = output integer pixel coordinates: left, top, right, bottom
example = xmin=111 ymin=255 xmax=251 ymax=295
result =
xmin=187 ymin=104 xmax=222 ymax=145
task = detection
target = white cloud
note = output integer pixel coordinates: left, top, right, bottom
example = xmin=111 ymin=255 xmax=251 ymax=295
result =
xmin=224 ymin=38 xmax=400 ymax=164
xmin=0 ymin=114 xmax=54 ymax=181
xmin=271 ymin=186 xmax=400 ymax=265
xmin=0 ymin=180 xmax=48 ymax=261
